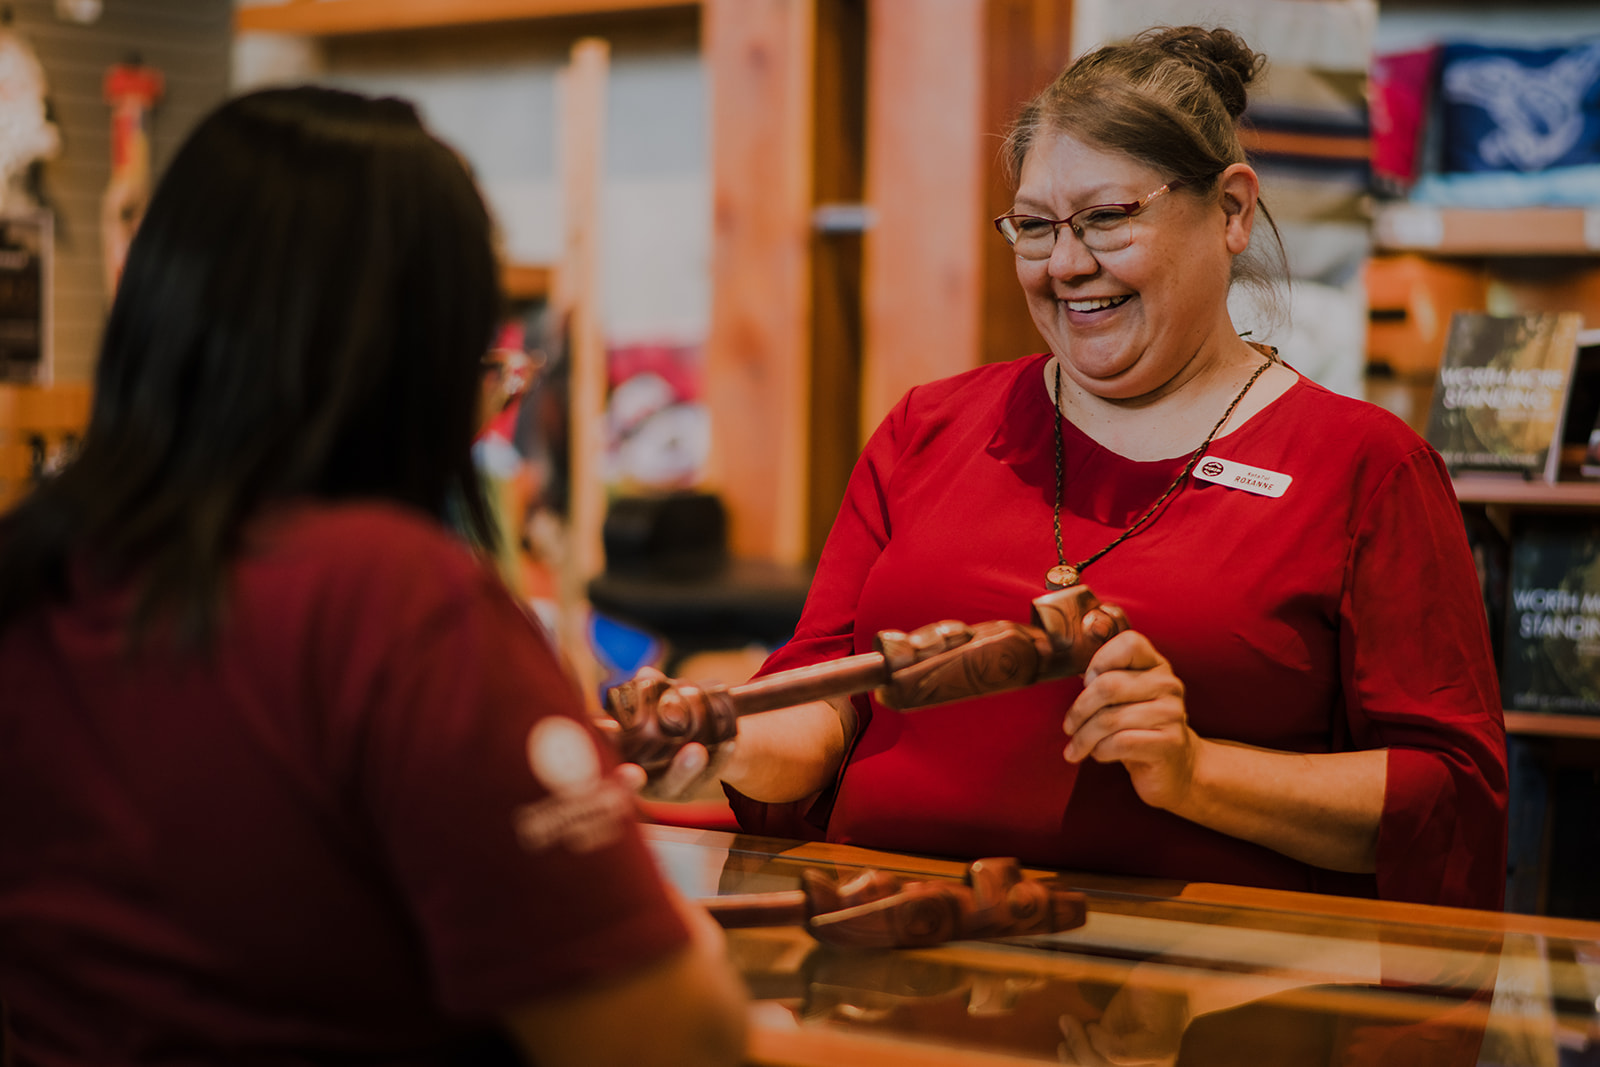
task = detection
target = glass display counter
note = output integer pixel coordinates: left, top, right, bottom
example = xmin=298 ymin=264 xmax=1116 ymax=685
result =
xmin=644 ymin=825 xmax=1600 ymax=1067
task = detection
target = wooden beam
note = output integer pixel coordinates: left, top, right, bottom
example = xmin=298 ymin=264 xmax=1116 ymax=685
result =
xmin=859 ymin=0 xmax=988 ymax=433
xmin=1374 ymin=205 xmax=1600 ymax=258
xmin=805 ymin=0 xmax=867 ymax=560
xmin=501 ymin=262 xmax=554 ymax=303
xmin=235 ymin=0 xmax=697 ymax=36
xmin=552 ymin=37 xmax=610 ymax=697
xmin=979 ymin=0 xmax=1075 ymax=366
xmin=702 ymin=0 xmax=816 ymax=564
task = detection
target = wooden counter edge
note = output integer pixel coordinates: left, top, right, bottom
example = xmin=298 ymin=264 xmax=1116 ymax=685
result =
xmin=641 ymin=824 xmax=1600 ymax=942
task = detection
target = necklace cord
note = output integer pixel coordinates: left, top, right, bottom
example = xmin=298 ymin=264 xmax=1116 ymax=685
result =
xmin=1051 ymin=358 xmax=1271 ymax=581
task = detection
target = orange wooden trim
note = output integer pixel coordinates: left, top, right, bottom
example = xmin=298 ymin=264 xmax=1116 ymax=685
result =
xmin=1168 ymin=878 xmax=1600 ymax=942
xmin=0 ymin=442 xmax=32 ymax=479
xmin=701 ymin=0 xmax=816 ymax=564
xmin=0 ymin=382 xmax=92 ymax=437
xmin=0 ymin=382 xmax=93 ymax=514
xmin=1452 ymin=474 xmax=1600 ymax=506
xmin=1239 ymin=126 xmax=1371 ymax=161
xmin=978 ymin=1 xmax=1074 ymax=370
xmin=551 ymin=38 xmax=610 ymax=705
xmin=1504 ymin=711 xmax=1600 ymax=740
xmin=640 ymin=825 xmax=1600 ymax=941
xmin=747 ymin=1024 xmax=1044 ymax=1067
xmin=500 ymin=262 xmax=553 ymax=302
xmin=1375 ymin=205 xmax=1600 ymax=257
xmin=1438 ymin=208 xmax=1598 ymax=256
xmin=235 ymin=0 xmax=697 ymax=36
xmin=859 ymin=0 xmax=987 ymax=436
xmin=729 ymin=923 xmax=1505 ymax=1059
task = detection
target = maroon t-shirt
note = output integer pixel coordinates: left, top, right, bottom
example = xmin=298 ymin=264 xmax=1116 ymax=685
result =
xmin=731 ymin=354 xmax=1507 ymax=912
xmin=0 ymin=502 xmax=687 ymax=1064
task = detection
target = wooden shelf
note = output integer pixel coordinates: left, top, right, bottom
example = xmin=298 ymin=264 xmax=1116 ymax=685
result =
xmin=501 ymin=262 xmax=553 ymax=303
xmin=235 ymin=0 xmax=696 ymax=36
xmin=1504 ymin=711 xmax=1600 ymax=740
xmin=1373 ymin=204 xmax=1600 ymax=257
xmin=1452 ymin=475 xmax=1600 ymax=507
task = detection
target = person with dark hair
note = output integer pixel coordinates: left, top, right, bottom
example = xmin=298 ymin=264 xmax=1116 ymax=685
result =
xmin=0 ymin=86 xmax=746 ymax=1066
xmin=625 ymin=27 xmax=1508 ymax=913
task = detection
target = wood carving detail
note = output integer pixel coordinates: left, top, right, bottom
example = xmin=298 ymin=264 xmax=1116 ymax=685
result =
xmin=704 ymin=856 xmax=1088 ymax=949
xmin=604 ymin=584 xmax=1128 ymax=771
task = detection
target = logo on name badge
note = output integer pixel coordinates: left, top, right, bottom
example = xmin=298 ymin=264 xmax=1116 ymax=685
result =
xmin=1193 ymin=456 xmax=1291 ymax=498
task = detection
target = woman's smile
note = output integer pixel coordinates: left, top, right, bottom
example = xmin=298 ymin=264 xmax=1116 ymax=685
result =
xmin=1063 ymin=294 xmax=1132 ymax=314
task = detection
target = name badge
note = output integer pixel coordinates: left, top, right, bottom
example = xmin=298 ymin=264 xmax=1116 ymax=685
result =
xmin=1193 ymin=456 xmax=1291 ymax=498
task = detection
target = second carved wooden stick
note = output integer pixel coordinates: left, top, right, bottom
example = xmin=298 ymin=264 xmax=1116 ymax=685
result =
xmin=604 ymin=585 xmax=1128 ymax=772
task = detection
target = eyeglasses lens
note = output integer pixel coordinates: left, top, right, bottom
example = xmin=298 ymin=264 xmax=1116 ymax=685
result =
xmin=1007 ymin=209 xmax=1134 ymax=260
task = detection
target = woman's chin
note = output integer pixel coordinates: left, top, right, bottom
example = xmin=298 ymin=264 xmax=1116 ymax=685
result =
xmin=1056 ymin=351 xmax=1149 ymax=397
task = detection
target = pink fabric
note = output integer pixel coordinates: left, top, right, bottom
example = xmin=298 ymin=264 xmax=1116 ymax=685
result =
xmin=0 ymin=502 xmax=687 ymax=1064
xmin=1371 ymin=47 xmax=1440 ymax=187
xmin=729 ymin=354 xmax=1507 ymax=911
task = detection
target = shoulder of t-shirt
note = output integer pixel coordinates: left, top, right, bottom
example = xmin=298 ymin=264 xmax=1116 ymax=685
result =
xmin=874 ymin=354 xmax=1048 ymax=448
xmin=258 ymin=499 xmax=474 ymax=563
xmin=246 ymin=500 xmax=501 ymax=615
xmin=1278 ymin=370 xmax=1436 ymax=461
xmin=1270 ymin=371 xmax=1456 ymax=518
xmin=896 ymin=354 xmax=1046 ymax=412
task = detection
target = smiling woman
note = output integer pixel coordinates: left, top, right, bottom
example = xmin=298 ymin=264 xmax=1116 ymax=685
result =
xmin=610 ymin=25 xmax=1509 ymax=917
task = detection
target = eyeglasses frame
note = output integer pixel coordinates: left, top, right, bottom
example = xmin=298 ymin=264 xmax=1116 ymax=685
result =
xmin=993 ymin=178 xmax=1191 ymax=259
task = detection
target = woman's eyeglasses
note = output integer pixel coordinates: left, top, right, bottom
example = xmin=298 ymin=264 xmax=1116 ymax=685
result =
xmin=994 ymin=179 xmax=1187 ymax=259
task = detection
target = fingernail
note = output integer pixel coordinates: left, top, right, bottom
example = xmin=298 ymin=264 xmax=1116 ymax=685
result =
xmin=682 ymin=747 xmax=707 ymax=774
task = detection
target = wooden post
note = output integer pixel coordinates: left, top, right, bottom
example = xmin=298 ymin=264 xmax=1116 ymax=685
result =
xmin=553 ymin=37 xmax=610 ymax=703
xmin=978 ymin=0 xmax=1075 ymax=368
xmin=702 ymin=0 xmax=816 ymax=565
xmin=804 ymin=0 xmax=867 ymax=561
xmin=859 ymin=0 xmax=986 ymax=434
xmin=860 ymin=0 xmax=1075 ymax=437
xmin=702 ymin=0 xmax=1073 ymax=563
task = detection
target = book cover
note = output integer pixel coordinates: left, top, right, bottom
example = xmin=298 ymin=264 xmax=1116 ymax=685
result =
xmin=1503 ymin=515 xmax=1600 ymax=716
xmin=1424 ymin=311 xmax=1584 ymax=481
xmin=1568 ymin=329 xmax=1600 ymax=477
xmin=1461 ymin=506 xmax=1510 ymax=667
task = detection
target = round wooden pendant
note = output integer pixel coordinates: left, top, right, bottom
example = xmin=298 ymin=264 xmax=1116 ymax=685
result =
xmin=1045 ymin=563 xmax=1079 ymax=590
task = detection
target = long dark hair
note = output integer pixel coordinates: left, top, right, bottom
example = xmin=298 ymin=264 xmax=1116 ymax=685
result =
xmin=0 ymin=86 xmax=502 ymax=643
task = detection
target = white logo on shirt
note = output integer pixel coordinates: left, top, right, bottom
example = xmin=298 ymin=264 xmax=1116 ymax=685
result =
xmin=526 ymin=717 xmax=602 ymax=796
xmin=514 ymin=717 xmax=631 ymax=853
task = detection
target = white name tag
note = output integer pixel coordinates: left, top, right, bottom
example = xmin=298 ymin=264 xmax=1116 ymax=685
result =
xmin=1193 ymin=455 xmax=1292 ymax=498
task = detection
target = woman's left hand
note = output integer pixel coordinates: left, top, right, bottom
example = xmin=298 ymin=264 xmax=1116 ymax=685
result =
xmin=1062 ymin=629 xmax=1200 ymax=813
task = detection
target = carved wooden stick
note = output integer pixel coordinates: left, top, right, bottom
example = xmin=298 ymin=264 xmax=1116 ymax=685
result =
xmin=702 ymin=857 xmax=1088 ymax=949
xmin=605 ymin=584 xmax=1128 ymax=771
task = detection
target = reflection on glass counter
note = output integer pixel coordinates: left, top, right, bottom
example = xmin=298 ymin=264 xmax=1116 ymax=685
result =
xmin=647 ymin=826 xmax=1600 ymax=1067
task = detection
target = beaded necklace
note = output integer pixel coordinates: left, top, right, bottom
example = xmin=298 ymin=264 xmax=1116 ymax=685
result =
xmin=1045 ymin=357 xmax=1272 ymax=590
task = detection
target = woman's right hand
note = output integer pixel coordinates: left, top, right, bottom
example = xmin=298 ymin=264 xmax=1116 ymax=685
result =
xmin=601 ymin=667 xmax=857 ymax=807
xmin=597 ymin=667 xmax=738 ymax=800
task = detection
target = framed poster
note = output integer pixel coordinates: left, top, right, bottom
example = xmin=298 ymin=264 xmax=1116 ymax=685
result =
xmin=0 ymin=211 xmax=51 ymax=384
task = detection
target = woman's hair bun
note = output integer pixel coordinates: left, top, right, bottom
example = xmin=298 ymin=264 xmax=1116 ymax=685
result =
xmin=1141 ymin=25 xmax=1264 ymax=121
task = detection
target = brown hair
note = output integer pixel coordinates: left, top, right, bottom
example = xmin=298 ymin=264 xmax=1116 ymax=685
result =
xmin=1004 ymin=26 xmax=1288 ymax=315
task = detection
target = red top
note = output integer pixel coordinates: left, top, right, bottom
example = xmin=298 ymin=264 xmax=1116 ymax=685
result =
xmin=730 ymin=354 xmax=1507 ymax=911
xmin=0 ymin=503 xmax=687 ymax=1064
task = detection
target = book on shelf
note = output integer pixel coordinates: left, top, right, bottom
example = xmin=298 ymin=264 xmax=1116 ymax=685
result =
xmin=1461 ymin=507 xmax=1509 ymax=668
xmin=1503 ymin=514 xmax=1600 ymax=717
xmin=1569 ymin=329 xmax=1600 ymax=477
xmin=1423 ymin=311 xmax=1584 ymax=483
